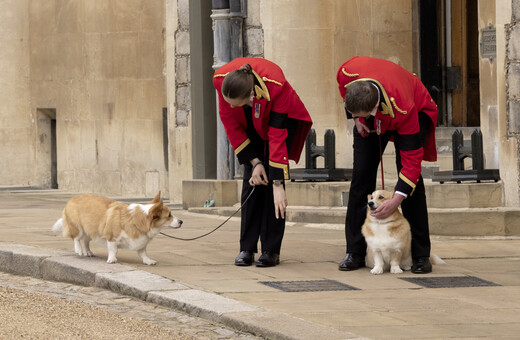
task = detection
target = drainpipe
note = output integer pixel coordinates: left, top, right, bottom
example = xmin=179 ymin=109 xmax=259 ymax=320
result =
xmin=212 ymin=0 xmax=233 ymax=180
xmin=212 ymin=0 xmax=246 ymax=179
xmin=446 ymin=0 xmax=453 ymax=126
xmin=229 ymin=0 xmax=245 ymax=60
xmin=229 ymin=0 xmax=246 ymax=178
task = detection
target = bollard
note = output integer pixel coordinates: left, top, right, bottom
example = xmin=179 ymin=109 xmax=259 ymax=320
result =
xmin=291 ymin=129 xmax=352 ymax=181
xmin=433 ymin=129 xmax=500 ymax=183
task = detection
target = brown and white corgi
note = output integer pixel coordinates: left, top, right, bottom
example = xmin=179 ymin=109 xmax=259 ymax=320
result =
xmin=52 ymin=191 xmax=182 ymax=265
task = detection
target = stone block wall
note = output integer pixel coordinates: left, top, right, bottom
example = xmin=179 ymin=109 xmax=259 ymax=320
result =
xmin=506 ymin=0 xmax=520 ymax=203
xmin=244 ymin=0 xmax=264 ymax=57
xmin=173 ymin=0 xmax=263 ymax=130
xmin=175 ymin=0 xmax=191 ymax=129
xmin=167 ymin=0 xmax=263 ymax=203
xmin=508 ymin=2 xmax=520 ymax=135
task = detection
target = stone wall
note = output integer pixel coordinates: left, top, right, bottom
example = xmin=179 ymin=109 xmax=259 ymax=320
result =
xmin=244 ymin=0 xmax=263 ymax=57
xmin=508 ymin=2 xmax=520 ymax=136
xmin=0 ymin=1 xmax=32 ymax=187
xmin=493 ymin=0 xmax=520 ymax=207
xmin=506 ymin=0 xmax=520 ymax=204
xmin=260 ymin=0 xmax=415 ymax=169
xmin=167 ymin=0 xmax=263 ymax=203
xmin=479 ymin=0 xmax=500 ymax=169
xmin=28 ymin=0 xmax=167 ymax=197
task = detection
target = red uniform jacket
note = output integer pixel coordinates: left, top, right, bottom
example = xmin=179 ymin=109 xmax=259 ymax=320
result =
xmin=337 ymin=56 xmax=438 ymax=195
xmin=214 ymin=57 xmax=313 ymax=180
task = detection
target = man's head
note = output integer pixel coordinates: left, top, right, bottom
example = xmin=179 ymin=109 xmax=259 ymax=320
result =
xmin=344 ymin=81 xmax=379 ymax=118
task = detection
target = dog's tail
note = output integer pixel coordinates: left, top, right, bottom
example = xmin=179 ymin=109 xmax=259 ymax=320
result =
xmin=430 ymin=253 xmax=446 ymax=265
xmin=52 ymin=218 xmax=64 ymax=234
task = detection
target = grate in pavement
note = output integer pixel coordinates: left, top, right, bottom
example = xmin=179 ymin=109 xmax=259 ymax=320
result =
xmin=260 ymin=279 xmax=359 ymax=292
xmin=400 ymin=276 xmax=500 ymax=288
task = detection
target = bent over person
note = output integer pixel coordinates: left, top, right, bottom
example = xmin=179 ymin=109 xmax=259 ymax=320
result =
xmin=213 ymin=57 xmax=312 ymax=267
xmin=336 ymin=56 xmax=438 ymax=274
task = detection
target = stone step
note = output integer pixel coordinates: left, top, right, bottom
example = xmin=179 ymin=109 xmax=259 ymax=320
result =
xmin=285 ymin=180 xmax=502 ymax=208
xmin=182 ymin=179 xmax=516 ymax=237
xmin=182 ymin=180 xmax=504 ymax=209
xmin=187 ymin=206 xmax=520 ymax=237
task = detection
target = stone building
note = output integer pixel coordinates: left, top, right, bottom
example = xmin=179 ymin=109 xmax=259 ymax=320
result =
xmin=1 ymin=0 xmax=519 ymax=208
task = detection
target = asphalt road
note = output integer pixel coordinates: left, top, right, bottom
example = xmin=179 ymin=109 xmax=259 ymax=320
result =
xmin=0 ymin=272 xmax=260 ymax=340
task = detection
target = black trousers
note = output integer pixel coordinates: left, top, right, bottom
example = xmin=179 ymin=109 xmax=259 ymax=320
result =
xmin=345 ymin=127 xmax=431 ymax=259
xmin=238 ymin=105 xmax=286 ymax=254
xmin=240 ymin=162 xmax=285 ymax=254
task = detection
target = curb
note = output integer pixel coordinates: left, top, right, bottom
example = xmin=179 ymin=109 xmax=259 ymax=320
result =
xmin=0 ymin=242 xmax=360 ymax=340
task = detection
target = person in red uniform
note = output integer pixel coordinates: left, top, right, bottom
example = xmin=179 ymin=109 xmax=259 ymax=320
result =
xmin=336 ymin=56 xmax=438 ymax=274
xmin=213 ymin=57 xmax=312 ymax=267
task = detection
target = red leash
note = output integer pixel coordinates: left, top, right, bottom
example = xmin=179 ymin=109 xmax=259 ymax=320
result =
xmin=379 ymin=134 xmax=385 ymax=190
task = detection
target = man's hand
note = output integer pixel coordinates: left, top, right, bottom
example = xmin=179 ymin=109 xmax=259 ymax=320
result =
xmin=355 ymin=118 xmax=371 ymax=137
xmin=249 ymin=159 xmax=268 ymax=186
xmin=273 ymin=184 xmax=287 ymax=219
xmin=370 ymin=194 xmax=405 ymax=219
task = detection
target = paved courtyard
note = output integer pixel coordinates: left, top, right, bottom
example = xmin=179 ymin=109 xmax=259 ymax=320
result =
xmin=1 ymin=189 xmax=520 ymax=339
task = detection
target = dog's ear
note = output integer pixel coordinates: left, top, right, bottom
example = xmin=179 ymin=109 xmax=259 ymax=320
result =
xmin=149 ymin=201 xmax=164 ymax=220
xmin=150 ymin=191 xmax=161 ymax=204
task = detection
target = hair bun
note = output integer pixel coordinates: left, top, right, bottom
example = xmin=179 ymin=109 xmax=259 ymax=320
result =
xmin=239 ymin=64 xmax=253 ymax=74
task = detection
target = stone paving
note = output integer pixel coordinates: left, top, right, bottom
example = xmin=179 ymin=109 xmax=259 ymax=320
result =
xmin=1 ymin=189 xmax=520 ymax=339
xmin=0 ymin=272 xmax=260 ymax=340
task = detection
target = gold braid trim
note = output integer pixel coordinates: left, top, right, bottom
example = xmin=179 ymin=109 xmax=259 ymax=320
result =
xmin=399 ymin=172 xmax=416 ymax=196
xmin=269 ymin=160 xmax=290 ymax=180
xmin=235 ymin=139 xmax=251 ymax=155
xmin=213 ymin=72 xmax=229 ymax=78
xmin=344 ymin=78 xmax=395 ymax=118
xmin=342 ymin=68 xmax=360 ymax=77
xmin=262 ymin=77 xmax=282 ymax=86
xmin=252 ymin=70 xmax=270 ymax=101
xmin=390 ymin=97 xmax=407 ymax=115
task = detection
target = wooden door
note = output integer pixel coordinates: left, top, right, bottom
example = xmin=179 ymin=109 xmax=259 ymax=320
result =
xmin=450 ymin=0 xmax=480 ymax=126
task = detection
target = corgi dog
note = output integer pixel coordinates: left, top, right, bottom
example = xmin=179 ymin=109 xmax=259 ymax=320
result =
xmin=361 ymin=190 xmax=444 ymax=274
xmin=52 ymin=191 xmax=182 ymax=265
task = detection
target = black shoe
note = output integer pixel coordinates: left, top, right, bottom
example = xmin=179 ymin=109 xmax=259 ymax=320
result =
xmin=411 ymin=257 xmax=432 ymax=274
xmin=338 ymin=253 xmax=365 ymax=271
xmin=256 ymin=251 xmax=280 ymax=267
xmin=235 ymin=251 xmax=254 ymax=266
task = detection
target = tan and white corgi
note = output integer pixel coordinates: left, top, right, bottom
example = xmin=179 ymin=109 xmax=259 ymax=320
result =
xmin=362 ymin=190 xmax=444 ymax=274
xmin=52 ymin=191 xmax=182 ymax=265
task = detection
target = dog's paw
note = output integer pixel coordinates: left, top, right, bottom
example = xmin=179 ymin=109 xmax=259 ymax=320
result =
xmin=391 ymin=266 xmax=403 ymax=274
xmin=370 ymin=267 xmax=384 ymax=275
xmin=86 ymin=251 xmax=94 ymax=257
xmin=143 ymin=259 xmax=157 ymax=266
xmin=106 ymin=257 xmax=118 ymax=264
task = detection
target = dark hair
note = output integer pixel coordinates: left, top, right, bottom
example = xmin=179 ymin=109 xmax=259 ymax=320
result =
xmin=222 ymin=64 xmax=254 ymax=99
xmin=344 ymin=81 xmax=378 ymax=113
